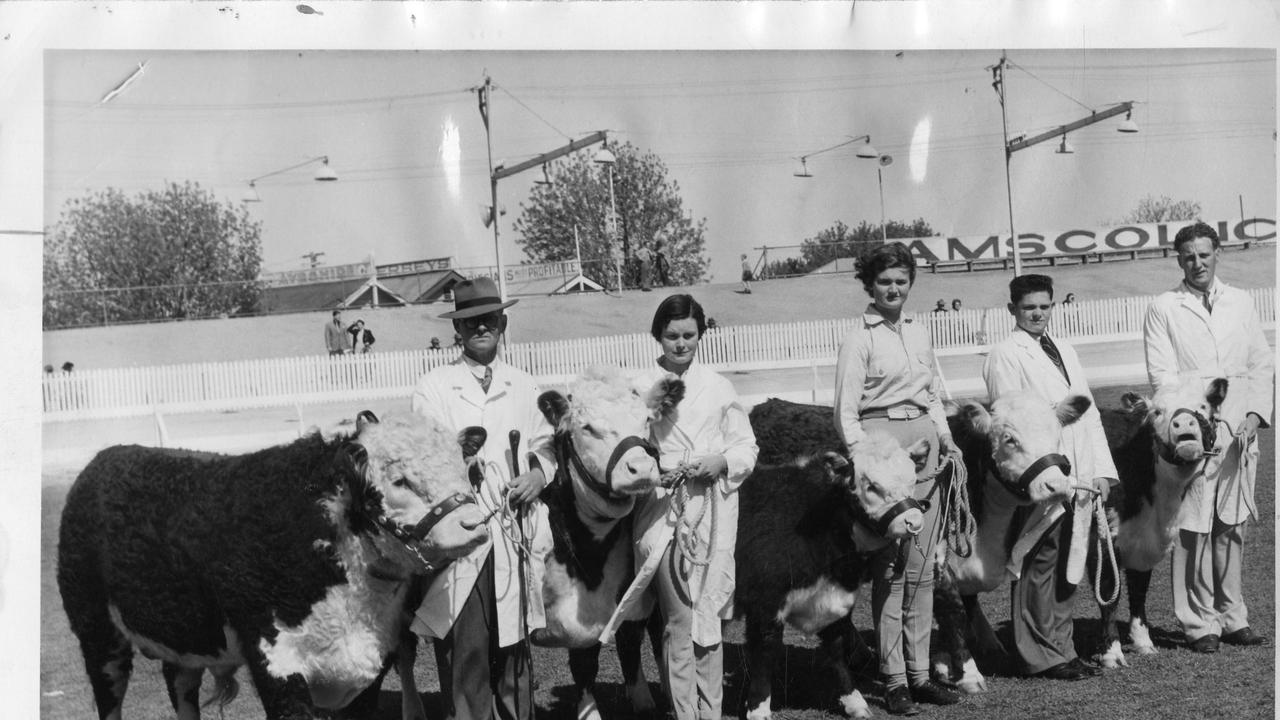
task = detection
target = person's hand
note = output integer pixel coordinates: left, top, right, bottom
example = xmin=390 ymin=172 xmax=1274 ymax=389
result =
xmin=508 ymin=468 xmax=546 ymax=508
xmin=938 ymin=433 xmax=962 ymax=461
xmin=1089 ymin=477 xmax=1111 ymax=504
xmin=1238 ymin=413 xmax=1263 ymax=442
xmin=687 ymin=454 xmax=728 ymax=484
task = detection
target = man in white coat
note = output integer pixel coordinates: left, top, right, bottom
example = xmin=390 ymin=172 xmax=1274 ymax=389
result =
xmin=410 ymin=277 xmax=557 ymax=720
xmin=1143 ymin=222 xmax=1273 ymax=654
xmin=983 ymin=274 xmax=1117 ymax=680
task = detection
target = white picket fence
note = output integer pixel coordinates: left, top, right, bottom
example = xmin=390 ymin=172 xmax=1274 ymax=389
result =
xmin=42 ymin=288 xmax=1275 ymax=421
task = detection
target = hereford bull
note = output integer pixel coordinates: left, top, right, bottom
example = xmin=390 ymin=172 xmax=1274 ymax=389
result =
xmin=393 ymin=366 xmax=684 ymax=720
xmin=1092 ymin=377 xmax=1228 ymax=667
xmin=57 ymin=411 xmax=488 ymax=720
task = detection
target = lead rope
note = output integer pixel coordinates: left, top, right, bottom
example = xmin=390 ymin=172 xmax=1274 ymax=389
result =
xmin=1092 ymin=496 xmax=1121 ymax=606
xmin=931 ymin=455 xmax=976 ymax=561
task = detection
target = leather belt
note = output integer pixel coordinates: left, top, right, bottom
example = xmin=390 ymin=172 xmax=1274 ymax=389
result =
xmin=861 ymin=404 xmax=925 ymax=421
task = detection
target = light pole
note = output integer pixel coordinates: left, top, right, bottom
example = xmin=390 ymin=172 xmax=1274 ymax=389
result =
xmin=992 ymin=52 xmax=1138 ymax=276
xmin=875 ymin=154 xmax=893 ymax=243
xmin=593 ymin=146 xmax=623 ymax=294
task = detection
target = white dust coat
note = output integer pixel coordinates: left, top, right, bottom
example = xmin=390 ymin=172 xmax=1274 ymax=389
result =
xmin=409 ymin=356 xmax=557 ymax=647
xmin=630 ymin=359 xmax=758 ymax=647
xmin=1143 ymin=280 xmax=1275 ymax=529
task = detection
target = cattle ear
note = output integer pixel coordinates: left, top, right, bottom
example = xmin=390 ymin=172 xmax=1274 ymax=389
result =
xmin=1055 ymin=394 xmax=1092 ymax=425
xmin=1206 ymin=378 xmax=1229 ymax=409
xmin=356 ymin=410 xmax=379 ymax=433
xmin=646 ymin=377 xmax=685 ymax=419
xmin=905 ymin=438 xmax=931 ymax=473
xmin=819 ymin=451 xmax=852 ymax=484
xmin=1120 ymin=392 xmax=1148 ymax=416
xmin=962 ymin=401 xmax=991 ymax=435
xmin=538 ymin=390 xmax=570 ymax=427
xmin=340 ymin=442 xmax=369 ymax=475
xmin=457 ymin=426 xmax=487 ymax=460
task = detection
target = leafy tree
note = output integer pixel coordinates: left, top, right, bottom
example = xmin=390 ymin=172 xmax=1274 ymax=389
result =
xmin=1118 ymin=195 xmax=1202 ymax=224
xmin=798 ymin=217 xmax=935 ymax=273
xmin=513 ymin=142 xmax=709 ymax=287
xmin=44 ymin=181 xmax=263 ymax=327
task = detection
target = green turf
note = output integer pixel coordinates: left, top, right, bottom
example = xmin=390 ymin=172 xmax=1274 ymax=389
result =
xmin=40 ymin=387 xmax=1274 ymax=719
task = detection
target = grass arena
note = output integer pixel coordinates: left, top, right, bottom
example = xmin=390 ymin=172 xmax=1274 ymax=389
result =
xmin=41 ymin=251 xmax=1276 ymax=720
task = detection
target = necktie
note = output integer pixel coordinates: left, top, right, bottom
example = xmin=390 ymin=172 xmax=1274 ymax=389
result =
xmin=1039 ymin=335 xmax=1070 ymax=384
xmin=1202 ymin=293 xmax=1213 ymax=314
xmin=477 ymin=365 xmax=492 ymax=394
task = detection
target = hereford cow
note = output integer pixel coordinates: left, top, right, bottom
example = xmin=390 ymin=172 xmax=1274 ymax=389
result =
xmin=735 ymin=434 xmax=929 ymax=720
xmin=394 ymin=366 xmax=684 ymax=720
xmin=57 ymin=411 xmax=488 ymax=720
xmin=1092 ymin=377 xmax=1228 ymax=667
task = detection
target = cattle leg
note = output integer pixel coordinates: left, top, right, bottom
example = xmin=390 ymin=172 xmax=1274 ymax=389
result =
xmin=930 ymin=573 xmax=986 ymax=693
xmin=1088 ymin=546 xmax=1128 ymax=669
xmin=75 ymin=629 xmax=133 ymax=720
xmin=568 ymin=645 xmax=604 ymax=720
xmin=816 ymin=623 xmax=870 ymax=720
xmin=617 ymin=616 xmax=658 ymax=716
xmin=161 ymin=662 xmax=204 ymax=720
xmin=244 ymin=649 xmax=322 ymax=720
xmin=741 ymin=615 xmax=783 ymax=720
xmin=1126 ymin=568 xmax=1157 ymax=655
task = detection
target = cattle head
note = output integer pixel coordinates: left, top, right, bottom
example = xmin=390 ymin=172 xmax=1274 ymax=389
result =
xmin=338 ymin=412 xmax=488 ymax=572
xmin=1129 ymin=377 xmax=1227 ymax=465
xmin=959 ymin=390 xmax=1080 ymax=504
xmin=538 ymin=366 xmax=684 ymax=498
xmin=833 ymin=433 xmax=928 ymax=549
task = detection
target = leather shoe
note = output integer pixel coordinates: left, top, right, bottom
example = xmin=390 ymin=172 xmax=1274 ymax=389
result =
xmin=1034 ymin=661 xmax=1089 ymax=681
xmin=1067 ymin=657 xmax=1103 ymax=677
xmin=1187 ymin=634 xmax=1220 ymax=653
xmin=909 ymin=679 xmax=962 ymax=705
xmin=884 ymin=685 xmax=921 ymax=716
xmin=1221 ymin=627 xmax=1269 ymax=646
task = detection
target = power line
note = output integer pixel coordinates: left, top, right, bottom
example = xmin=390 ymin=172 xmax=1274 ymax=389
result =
xmin=494 ymin=85 xmax=574 ymax=143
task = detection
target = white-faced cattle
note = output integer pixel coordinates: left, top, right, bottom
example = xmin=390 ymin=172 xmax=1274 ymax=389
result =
xmin=57 ymin=411 xmax=488 ymax=720
xmin=1092 ymin=377 xmax=1228 ymax=667
xmin=734 ymin=429 xmax=928 ymax=720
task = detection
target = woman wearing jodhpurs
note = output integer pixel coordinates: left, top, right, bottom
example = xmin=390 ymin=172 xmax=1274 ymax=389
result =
xmin=832 ymin=242 xmax=963 ymax=716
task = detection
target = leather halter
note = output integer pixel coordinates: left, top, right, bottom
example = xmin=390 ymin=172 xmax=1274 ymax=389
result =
xmin=1004 ymin=453 xmax=1071 ymax=502
xmin=1154 ymin=408 xmax=1219 ymax=466
xmin=377 ymin=492 xmax=477 ymax=573
xmin=851 ymin=495 xmax=925 ymax=538
xmin=554 ymin=431 xmax=660 ymax=500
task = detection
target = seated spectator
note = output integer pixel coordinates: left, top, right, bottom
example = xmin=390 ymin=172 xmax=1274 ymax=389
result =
xmin=430 ymin=337 xmax=442 ymax=350
xmin=952 ymin=298 xmax=963 ymax=311
xmin=933 ymin=299 xmax=948 ymax=313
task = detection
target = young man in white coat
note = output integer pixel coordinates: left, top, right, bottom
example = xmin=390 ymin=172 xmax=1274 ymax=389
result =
xmin=409 ymin=277 xmax=557 ymax=720
xmin=1143 ymin=222 xmax=1274 ymax=653
xmin=983 ymin=274 xmax=1117 ymax=681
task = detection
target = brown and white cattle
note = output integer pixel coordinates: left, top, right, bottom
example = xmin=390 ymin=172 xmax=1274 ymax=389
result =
xmin=57 ymin=411 xmax=488 ymax=720
xmin=1092 ymin=377 xmax=1228 ymax=667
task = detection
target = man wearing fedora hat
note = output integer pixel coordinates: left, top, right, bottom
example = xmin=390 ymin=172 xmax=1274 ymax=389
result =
xmin=409 ymin=277 xmax=556 ymax=720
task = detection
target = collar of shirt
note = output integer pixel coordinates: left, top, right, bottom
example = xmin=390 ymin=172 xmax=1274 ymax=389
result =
xmin=459 ymin=353 xmax=496 ymax=382
xmin=1181 ymin=279 xmax=1221 ymax=305
xmin=861 ymin=304 xmax=912 ymax=329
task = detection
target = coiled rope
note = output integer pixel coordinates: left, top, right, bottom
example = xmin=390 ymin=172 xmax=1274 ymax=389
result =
xmin=1092 ymin=496 xmax=1121 ymax=606
xmin=932 ymin=455 xmax=976 ymax=561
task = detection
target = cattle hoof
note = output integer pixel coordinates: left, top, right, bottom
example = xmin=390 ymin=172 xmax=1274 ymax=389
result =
xmin=1130 ymin=620 xmax=1156 ymax=655
xmin=1097 ymin=642 xmax=1128 ymax=669
xmin=576 ymin=690 xmax=602 ymax=720
xmin=839 ymin=690 xmax=871 ymax=719
xmin=1134 ymin=644 xmax=1158 ymax=656
xmin=745 ymin=697 xmax=772 ymax=720
xmin=955 ymin=659 xmax=988 ymax=694
xmin=931 ymin=659 xmax=952 ymax=684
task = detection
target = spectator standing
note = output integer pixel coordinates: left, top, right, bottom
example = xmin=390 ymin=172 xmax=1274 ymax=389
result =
xmin=452 ymin=333 xmax=464 ymax=348
xmin=429 ymin=337 xmax=442 ymax=351
xmin=408 ymin=277 xmax=556 ymax=720
xmin=324 ymin=309 xmax=347 ymax=355
xmin=983 ymin=274 xmax=1116 ymax=681
xmin=1143 ymin=222 xmax=1274 ymax=653
xmin=933 ymin=299 xmax=948 ymax=313
xmin=635 ymin=243 xmax=654 ymax=291
xmin=654 ymin=240 xmax=671 ymax=286
xmin=740 ymin=254 xmax=753 ymax=294
xmin=347 ymin=319 xmax=375 ymax=353
xmin=951 ymin=298 xmax=963 ymax=311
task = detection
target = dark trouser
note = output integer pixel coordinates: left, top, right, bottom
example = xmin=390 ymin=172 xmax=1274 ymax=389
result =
xmin=1011 ymin=505 xmax=1077 ymax=675
xmin=432 ymin=552 xmax=534 ymax=720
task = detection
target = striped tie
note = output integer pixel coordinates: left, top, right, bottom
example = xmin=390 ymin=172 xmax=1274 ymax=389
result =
xmin=478 ymin=365 xmax=492 ymax=394
xmin=1040 ymin=335 xmax=1070 ymax=384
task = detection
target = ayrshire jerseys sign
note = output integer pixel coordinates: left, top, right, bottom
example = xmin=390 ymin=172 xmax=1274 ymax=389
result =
xmin=905 ymin=218 xmax=1274 ymax=265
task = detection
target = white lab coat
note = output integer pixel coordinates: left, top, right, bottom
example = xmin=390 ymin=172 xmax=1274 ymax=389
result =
xmin=1143 ymin=280 xmax=1275 ymax=529
xmin=409 ymin=356 xmax=557 ymax=647
xmin=984 ymin=329 xmax=1118 ymax=579
xmin=631 ymin=359 xmax=758 ymax=646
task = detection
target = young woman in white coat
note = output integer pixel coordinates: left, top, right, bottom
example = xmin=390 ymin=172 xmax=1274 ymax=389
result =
xmin=832 ymin=242 xmax=963 ymax=716
xmin=631 ymin=293 xmax=758 ymax=720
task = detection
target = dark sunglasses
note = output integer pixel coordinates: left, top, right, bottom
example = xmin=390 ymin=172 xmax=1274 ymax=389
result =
xmin=459 ymin=312 xmax=504 ymax=330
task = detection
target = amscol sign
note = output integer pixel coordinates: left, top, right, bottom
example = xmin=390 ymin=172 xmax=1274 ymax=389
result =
xmin=905 ymin=218 xmax=1275 ymax=266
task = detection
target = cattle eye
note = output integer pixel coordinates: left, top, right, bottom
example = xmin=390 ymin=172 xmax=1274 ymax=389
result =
xmin=581 ymin=423 xmax=602 ymax=439
xmin=392 ymin=477 xmax=411 ymax=489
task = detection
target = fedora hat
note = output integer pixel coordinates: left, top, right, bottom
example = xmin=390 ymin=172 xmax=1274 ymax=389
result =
xmin=439 ymin=277 xmax=518 ymax=319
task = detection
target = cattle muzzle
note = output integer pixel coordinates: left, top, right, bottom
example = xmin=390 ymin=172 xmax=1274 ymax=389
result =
xmin=1156 ymin=408 xmax=1219 ymax=465
xmin=379 ymin=492 xmax=478 ymax=572
xmin=1004 ymin=453 xmax=1071 ymax=502
xmin=555 ymin=431 xmax=660 ymax=500
xmin=851 ymin=495 xmax=926 ymax=539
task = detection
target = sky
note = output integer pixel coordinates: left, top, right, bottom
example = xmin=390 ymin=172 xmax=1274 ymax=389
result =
xmin=43 ymin=47 xmax=1275 ymax=283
